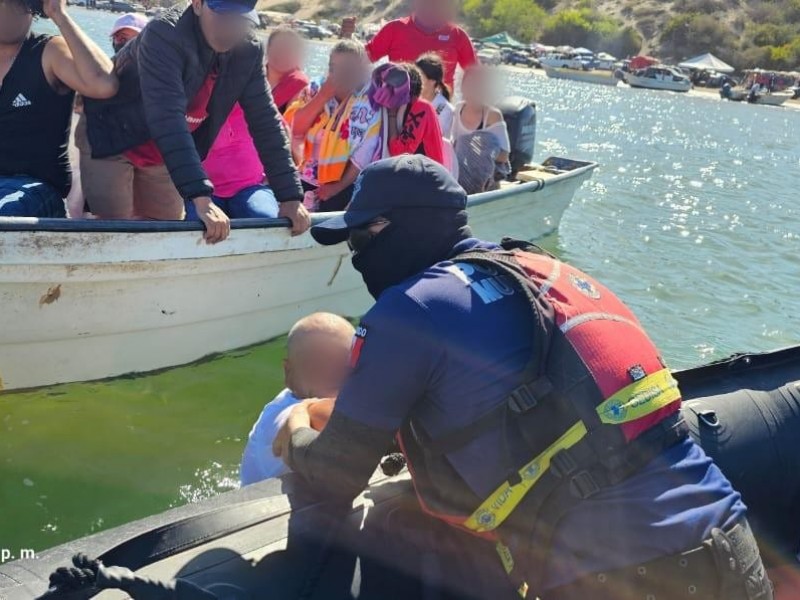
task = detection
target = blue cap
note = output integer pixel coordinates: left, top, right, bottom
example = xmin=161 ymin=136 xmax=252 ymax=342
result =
xmin=311 ymin=155 xmax=467 ymax=246
xmin=206 ymin=0 xmax=258 ymax=22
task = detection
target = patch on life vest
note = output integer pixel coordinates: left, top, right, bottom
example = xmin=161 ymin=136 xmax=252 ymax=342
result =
xmin=350 ymin=325 xmax=367 ymax=368
xmin=569 ymin=273 xmax=601 ymax=299
xmin=628 ymin=364 xmax=647 ymax=382
xmin=438 ymin=34 xmax=450 ymax=41
xmin=475 ymin=509 xmax=496 ymax=529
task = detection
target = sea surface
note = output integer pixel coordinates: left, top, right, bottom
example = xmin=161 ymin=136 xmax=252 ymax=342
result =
xmin=1 ymin=8 xmax=798 ymax=554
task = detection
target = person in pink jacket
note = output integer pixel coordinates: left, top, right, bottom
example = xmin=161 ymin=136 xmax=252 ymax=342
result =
xmin=189 ymin=27 xmax=308 ymax=219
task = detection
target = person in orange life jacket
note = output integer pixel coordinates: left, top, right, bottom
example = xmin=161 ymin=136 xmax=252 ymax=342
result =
xmin=382 ymin=63 xmax=446 ymax=167
xmin=364 ymin=0 xmax=476 ymax=92
xmin=272 ymin=155 xmax=770 ymax=599
xmin=188 ymin=26 xmax=309 ymax=220
xmin=0 ymin=0 xmax=116 ymax=218
xmin=288 ymin=40 xmax=381 ymax=213
xmin=78 ymin=0 xmax=308 ymax=244
xmin=264 ymin=26 xmax=308 ymax=113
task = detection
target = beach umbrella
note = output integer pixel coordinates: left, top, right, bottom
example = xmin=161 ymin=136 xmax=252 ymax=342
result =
xmin=479 ymin=32 xmax=525 ymax=48
xmin=678 ymin=52 xmax=735 ymax=74
xmin=629 ymin=55 xmax=658 ymax=70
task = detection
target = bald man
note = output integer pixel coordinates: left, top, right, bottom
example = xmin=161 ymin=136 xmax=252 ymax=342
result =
xmin=240 ymin=313 xmax=354 ymax=485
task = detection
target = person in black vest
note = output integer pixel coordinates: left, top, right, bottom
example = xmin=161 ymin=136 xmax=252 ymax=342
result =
xmin=78 ymin=0 xmax=308 ymax=244
xmin=273 ymin=156 xmax=771 ymax=599
xmin=0 ymin=0 xmax=117 ymax=218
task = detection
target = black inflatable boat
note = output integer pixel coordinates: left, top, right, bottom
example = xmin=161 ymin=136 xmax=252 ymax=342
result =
xmin=2 ymin=346 xmax=799 ymax=600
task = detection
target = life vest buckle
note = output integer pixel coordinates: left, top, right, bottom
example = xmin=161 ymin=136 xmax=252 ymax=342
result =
xmin=508 ymin=377 xmax=553 ymax=414
xmin=550 ymin=448 xmax=578 ymax=479
xmin=569 ymin=471 xmax=601 ymax=499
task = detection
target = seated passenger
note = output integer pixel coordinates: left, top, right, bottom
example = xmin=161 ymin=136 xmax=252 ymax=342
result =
xmin=382 ymin=63 xmax=446 ymax=167
xmin=452 ymin=65 xmax=511 ymax=187
xmin=109 ymin=13 xmax=148 ymax=54
xmin=265 ymin=26 xmax=308 ymax=113
xmin=67 ymin=13 xmax=149 ymax=218
xmin=240 ymin=313 xmax=354 ymax=485
xmin=287 ymin=40 xmax=380 ymax=213
xmin=191 ymin=27 xmax=308 ymax=220
xmin=0 ymin=0 xmax=116 ymax=218
xmin=77 ymin=0 xmax=308 ymax=243
xmin=415 ymin=52 xmax=454 ymax=138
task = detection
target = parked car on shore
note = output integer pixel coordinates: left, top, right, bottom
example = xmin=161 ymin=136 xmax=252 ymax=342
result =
xmin=298 ymin=24 xmax=333 ymax=39
xmin=477 ymin=48 xmax=502 ymax=65
xmin=503 ymin=50 xmax=539 ymax=68
xmin=540 ymin=52 xmax=594 ymax=71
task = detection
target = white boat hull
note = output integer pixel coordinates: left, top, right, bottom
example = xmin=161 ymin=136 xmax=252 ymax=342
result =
xmin=753 ymin=92 xmax=792 ymax=106
xmin=0 ymin=158 xmax=596 ymax=391
xmin=543 ymin=66 xmax=619 ymax=86
xmin=627 ymin=74 xmax=692 ymax=92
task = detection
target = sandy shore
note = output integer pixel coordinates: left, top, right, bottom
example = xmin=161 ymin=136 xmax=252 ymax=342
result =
xmin=500 ymin=64 xmax=800 ymax=110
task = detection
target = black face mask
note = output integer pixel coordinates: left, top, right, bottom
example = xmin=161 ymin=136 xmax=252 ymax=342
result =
xmin=351 ymin=207 xmax=472 ymax=300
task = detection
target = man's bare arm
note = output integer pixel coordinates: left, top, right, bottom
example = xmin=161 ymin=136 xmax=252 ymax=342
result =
xmin=43 ymin=0 xmax=117 ymax=98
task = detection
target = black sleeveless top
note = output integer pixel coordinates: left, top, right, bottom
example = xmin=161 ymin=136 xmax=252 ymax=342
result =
xmin=0 ymin=33 xmax=75 ymax=196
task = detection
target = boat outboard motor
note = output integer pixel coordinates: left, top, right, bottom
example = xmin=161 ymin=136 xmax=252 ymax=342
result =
xmin=497 ymin=96 xmax=536 ymax=180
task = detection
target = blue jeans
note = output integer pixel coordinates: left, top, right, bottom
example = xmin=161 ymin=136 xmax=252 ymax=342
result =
xmin=0 ymin=175 xmax=66 ymax=217
xmin=184 ymin=185 xmax=279 ymax=220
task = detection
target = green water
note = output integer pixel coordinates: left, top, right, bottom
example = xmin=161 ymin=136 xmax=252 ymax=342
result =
xmin=2 ymin=8 xmax=799 ymax=555
xmin=1 ymin=343 xmax=286 ymax=552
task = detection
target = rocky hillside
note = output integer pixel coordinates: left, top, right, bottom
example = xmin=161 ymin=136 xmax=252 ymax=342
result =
xmin=256 ymin=0 xmax=800 ymax=70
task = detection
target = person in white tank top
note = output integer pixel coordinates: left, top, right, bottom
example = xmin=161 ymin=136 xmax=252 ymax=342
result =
xmin=452 ymin=66 xmax=510 ymax=159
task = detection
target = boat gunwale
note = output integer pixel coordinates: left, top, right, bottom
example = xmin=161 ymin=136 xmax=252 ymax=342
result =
xmin=0 ymin=159 xmax=599 ymax=235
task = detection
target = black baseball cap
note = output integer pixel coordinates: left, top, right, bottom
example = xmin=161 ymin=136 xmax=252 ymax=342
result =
xmin=310 ymin=155 xmax=467 ymax=246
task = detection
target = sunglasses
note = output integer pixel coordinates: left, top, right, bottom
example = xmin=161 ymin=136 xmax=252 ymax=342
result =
xmin=347 ymin=218 xmax=390 ymax=254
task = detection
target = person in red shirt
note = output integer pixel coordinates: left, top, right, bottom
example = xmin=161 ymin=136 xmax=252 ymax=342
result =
xmin=385 ymin=64 xmax=445 ymax=166
xmin=365 ymin=0 xmax=477 ymax=91
xmin=265 ymin=26 xmax=308 ymax=112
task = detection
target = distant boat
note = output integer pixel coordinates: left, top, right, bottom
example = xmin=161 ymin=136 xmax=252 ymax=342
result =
xmin=749 ymin=90 xmax=794 ymax=106
xmin=627 ymin=66 xmax=692 ymax=92
xmin=722 ymin=69 xmax=797 ymax=106
xmin=0 ymin=158 xmax=597 ymax=392
xmin=543 ymin=65 xmax=619 ymax=87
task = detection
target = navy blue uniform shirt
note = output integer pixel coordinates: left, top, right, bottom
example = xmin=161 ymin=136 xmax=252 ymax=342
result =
xmin=330 ymin=238 xmax=745 ymax=588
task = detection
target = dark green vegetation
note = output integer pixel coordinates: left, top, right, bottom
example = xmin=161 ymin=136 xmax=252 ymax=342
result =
xmin=464 ymin=0 xmax=644 ymax=57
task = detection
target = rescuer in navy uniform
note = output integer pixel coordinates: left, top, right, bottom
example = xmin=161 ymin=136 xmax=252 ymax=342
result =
xmin=274 ymin=155 xmax=771 ymax=599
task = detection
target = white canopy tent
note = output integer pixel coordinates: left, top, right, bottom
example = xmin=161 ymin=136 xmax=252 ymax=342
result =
xmin=678 ymin=53 xmax=735 ymax=73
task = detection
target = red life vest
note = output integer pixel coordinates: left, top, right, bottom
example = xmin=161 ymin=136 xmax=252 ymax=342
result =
xmin=397 ymin=240 xmax=687 ymax=581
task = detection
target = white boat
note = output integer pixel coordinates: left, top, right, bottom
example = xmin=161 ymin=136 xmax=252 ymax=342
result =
xmin=627 ymin=66 xmax=692 ymax=92
xmin=543 ymin=65 xmax=619 ymax=86
xmin=0 ymin=157 xmax=597 ymax=392
xmin=751 ymin=90 xmax=793 ymax=106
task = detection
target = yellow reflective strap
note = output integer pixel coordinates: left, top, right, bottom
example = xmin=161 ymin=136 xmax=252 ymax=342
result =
xmin=496 ymin=541 xmax=515 ymax=574
xmin=495 ymin=543 xmax=529 ymax=598
xmin=595 ymin=368 xmax=681 ymax=425
xmin=464 ymin=421 xmax=588 ymax=533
